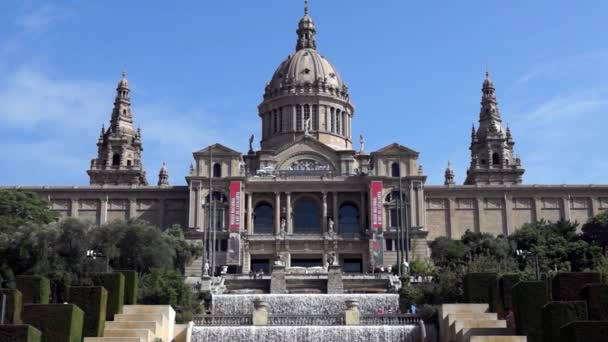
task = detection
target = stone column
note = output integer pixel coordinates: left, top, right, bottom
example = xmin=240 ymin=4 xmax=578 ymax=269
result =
xmin=503 ymin=194 xmax=512 ymax=236
xmin=322 ymin=192 xmax=328 ymax=233
xmin=247 ymin=192 xmax=253 ymax=233
xmin=158 ymin=198 xmax=165 ymax=229
xmin=360 ymin=191 xmax=366 ymax=231
xmin=99 ymin=197 xmax=108 ymax=225
xmin=286 ymin=192 xmax=292 ymax=234
xmin=128 ymin=199 xmax=137 ymax=220
xmin=590 ymin=197 xmax=599 ymax=217
xmin=270 ymin=265 xmax=287 ymax=294
xmin=69 ymin=198 xmax=79 ymax=218
xmin=333 ymin=192 xmax=339 ymax=233
xmin=274 ymin=192 xmax=281 ymax=235
xmin=534 ymin=197 xmax=543 ymax=222
xmin=447 ymin=197 xmax=455 ymax=239
xmin=475 ymin=197 xmax=483 ymax=233
xmin=344 ymin=299 xmax=360 ymax=325
xmin=327 ymin=265 xmax=344 ymax=294
xmin=562 ymin=196 xmax=571 ymax=222
xmin=188 ymin=184 xmax=196 ymax=228
xmin=252 ymin=299 xmax=269 ymax=325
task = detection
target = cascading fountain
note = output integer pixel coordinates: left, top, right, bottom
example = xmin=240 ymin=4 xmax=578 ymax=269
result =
xmin=211 ymin=293 xmax=400 ymax=315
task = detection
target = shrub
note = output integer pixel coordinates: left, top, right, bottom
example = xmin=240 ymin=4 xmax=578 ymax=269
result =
xmin=513 ymin=281 xmax=549 ymax=342
xmin=0 ymin=288 xmax=22 ymax=324
xmin=67 ymin=286 xmax=107 ymax=337
xmin=15 ymin=275 xmax=50 ymax=304
xmin=22 ymin=304 xmax=84 ymax=342
xmin=0 ymin=324 xmax=42 ymax=342
xmin=92 ymin=273 xmax=124 ymax=321
xmin=116 ymin=270 xmax=138 ymax=305
xmin=552 ymin=272 xmax=601 ymax=301
xmin=541 ymin=301 xmax=588 ymax=342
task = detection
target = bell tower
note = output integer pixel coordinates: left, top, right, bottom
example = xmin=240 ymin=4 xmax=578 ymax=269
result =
xmin=87 ymin=69 xmax=148 ymax=186
xmin=465 ymin=70 xmax=524 ymax=185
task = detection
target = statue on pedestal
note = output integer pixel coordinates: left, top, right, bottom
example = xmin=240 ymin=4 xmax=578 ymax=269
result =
xmin=274 ymin=254 xmax=284 ymax=267
xmin=402 ymin=259 xmax=410 ymax=276
xmin=248 ymin=134 xmax=254 ymax=153
xmin=280 ymin=218 xmax=286 ymax=236
xmin=327 ymin=252 xmax=338 ymax=267
xmin=327 ymin=218 xmax=335 ymax=234
xmin=203 ymin=261 xmax=210 ymax=277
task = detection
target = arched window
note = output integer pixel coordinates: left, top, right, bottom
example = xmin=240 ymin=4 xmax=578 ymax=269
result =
xmin=213 ymin=163 xmax=222 ymax=177
xmin=391 ymin=162 xmax=400 ymax=177
xmin=312 ymin=105 xmax=318 ymax=130
xmin=112 ymin=153 xmax=120 ymax=166
xmin=339 ymin=203 xmax=360 ymax=235
xmin=296 ymin=105 xmax=303 ymax=131
xmin=126 ymin=160 xmax=132 ymax=167
xmin=293 ymin=198 xmax=320 ymax=234
xmin=492 ymin=153 xmax=500 ymax=165
xmin=253 ymin=202 xmax=274 ymax=235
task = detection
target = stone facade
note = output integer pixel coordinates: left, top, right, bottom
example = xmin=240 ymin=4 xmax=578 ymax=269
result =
xmin=3 ymin=4 xmax=607 ymax=275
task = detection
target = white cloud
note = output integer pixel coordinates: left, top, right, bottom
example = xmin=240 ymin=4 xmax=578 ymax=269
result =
xmin=16 ymin=4 xmax=73 ymax=32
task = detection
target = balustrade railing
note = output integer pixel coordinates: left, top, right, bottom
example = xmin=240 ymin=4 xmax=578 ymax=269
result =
xmin=360 ymin=314 xmax=422 ymax=325
xmin=193 ymin=315 xmax=252 ymax=326
xmin=268 ymin=314 xmax=345 ymax=326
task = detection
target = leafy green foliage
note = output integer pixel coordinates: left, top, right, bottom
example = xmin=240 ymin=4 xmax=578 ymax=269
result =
xmin=0 ymin=190 xmax=59 ymax=233
xmin=582 ymin=210 xmax=608 ymax=255
xmin=139 ymin=268 xmax=203 ymax=323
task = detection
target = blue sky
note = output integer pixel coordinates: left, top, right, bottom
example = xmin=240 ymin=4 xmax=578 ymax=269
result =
xmin=0 ymin=0 xmax=607 ymax=186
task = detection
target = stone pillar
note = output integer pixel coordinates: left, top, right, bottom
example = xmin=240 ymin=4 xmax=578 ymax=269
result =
xmin=270 ymin=265 xmax=287 ymax=294
xmin=99 ymin=197 xmax=108 ymax=225
xmin=333 ymin=191 xmax=339 ymax=233
xmin=534 ymin=197 xmax=542 ymax=222
xmin=252 ymin=299 xmax=269 ymax=326
xmin=562 ymin=196 xmax=571 ymax=222
xmin=447 ymin=197 xmax=455 ymax=239
xmin=247 ymin=192 xmax=253 ymax=233
xmin=286 ymin=192 xmax=292 ymax=234
xmin=344 ymin=299 xmax=360 ymax=325
xmin=188 ymin=184 xmax=196 ymax=228
xmin=475 ymin=197 xmax=483 ymax=233
xmin=590 ymin=196 xmax=599 ymax=217
xmin=274 ymin=192 xmax=281 ymax=235
xmin=327 ymin=265 xmax=344 ymax=294
xmin=195 ymin=187 xmax=202 ymax=230
xmin=70 ymin=198 xmax=79 ymax=218
xmin=322 ymin=192 xmax=328 ymax=233
xmin=128 ymin=198 xmax=137 ymax=220
xmin=158 ymin=198 xmax=165 ymax=229
xmin=503 ymin=194 xmax=512 ymax=235
xmin=360 ymin=191 xmax=366 ymax=230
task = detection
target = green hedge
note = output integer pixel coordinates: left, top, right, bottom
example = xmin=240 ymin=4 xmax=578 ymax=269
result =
xmin=116 ymin=270 xmax=138 ymax=305
xmin=499 ymin=274 xmax=520 ymax=314
xmin=581 ymin=283 xmax=608 ymax=320
xmin=67 ymin=286 xmax=107 ymax=337
xmin=0 ymin=288 xmax=22 ymax=324
xmin=513 ymin=281 xmax=549 ymax=342
xmin=464 ymin=272 xmax=497 ymax=304
xmin=560 ymin=321 xmax=608 ymax=342
xmin=541 ymin=301 xmax=588 ymax=342
xmin=0 ymin=324 xmax=41 ymax=342
xmin=15 ymin=276 xmax=50 ymax=304
xmin=552 ymin=272 xmax=601 ymax=301
xmin=22 ymin=304 xmax=83 ymax=342
xmin=92 ymin=273 xmax=124 ymax=321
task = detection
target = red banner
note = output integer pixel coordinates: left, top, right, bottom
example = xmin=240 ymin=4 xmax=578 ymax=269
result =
xmin=370 ymin=181 xmax=383 ymax=229
xmin=229 ymin=181 xmax=241 ymax=232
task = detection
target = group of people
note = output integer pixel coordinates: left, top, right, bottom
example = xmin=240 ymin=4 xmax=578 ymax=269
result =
xmin=249 ymin=269 xmax=266 ymax=279
xmin=376 ymin=304 xmax=417 ymax=315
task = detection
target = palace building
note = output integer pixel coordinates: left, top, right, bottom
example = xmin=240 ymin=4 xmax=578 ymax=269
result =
xmin=5 ymin=3 xmax=608 ymax=276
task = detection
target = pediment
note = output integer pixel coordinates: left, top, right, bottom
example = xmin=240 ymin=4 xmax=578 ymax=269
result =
xmin=373 ymin=143 xmax=419 ymax=157
xmin=273 ymin=137 xmax=340 ymax=171
xmin=193 ymin=143 xmax=241 ymax=156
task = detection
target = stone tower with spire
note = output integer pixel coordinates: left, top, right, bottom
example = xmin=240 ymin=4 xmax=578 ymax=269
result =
xmin=87 ymin=70 xmax=148 ymax=186
xmin=157 ymin=162 xmax=169 ymax=186
xmin=464 ymin=70 xmax=524 ymax=185
xmin=444 ymin=161 xmax=455 ymax=185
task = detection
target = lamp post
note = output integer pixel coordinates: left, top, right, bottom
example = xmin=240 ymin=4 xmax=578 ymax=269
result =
xmin=86 ymin=250 xmax=109 ymax=273
xmin=516 ymin=249 xmax=540 ymax=280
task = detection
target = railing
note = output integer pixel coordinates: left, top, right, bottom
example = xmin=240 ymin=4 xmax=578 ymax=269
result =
xmin=268 ymin=314 xmax=345 ymax=326
xmin=360 ymin=314 xmax=422 ymax=325
xmin=193 ymin=315 xmax=252 ymax=326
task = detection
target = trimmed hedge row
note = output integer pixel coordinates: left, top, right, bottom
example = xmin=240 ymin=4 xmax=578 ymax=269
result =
xmin=0 ymin=288 xmax=23 ymax=324
xmin=116 ymin=270 xmax=138 ymax=305
xmin=560 ymin=321 xmax=608 ymax=342
xmin=581 ymin=283 xmax=608 ymax=320
xmin=513 ymin=281 xmax=548 ymax=342
xmin=22 ymin=304 xmax=83 ymax=342
xmin=0 ymin=324 xmax=41 ymax=342
xmin=15 ymin=276 xmax=50 ymax=304
xmin=499 ymin=274 xmax=520 ymax=314
xmin=541 ymin=301 xmax=588 ymax=342
xmin=464 ymin=272 xmax=497 ymax=304
xmin=92 ymin=273 xmax=124 ymax=321
xmin=67 ymin=286 xmax=107 ymax=337
xmin=552 ymin=272 xmax=601 ymax=301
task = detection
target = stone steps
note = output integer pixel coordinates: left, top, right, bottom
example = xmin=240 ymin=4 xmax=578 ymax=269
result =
xmin=104 ymin=329 xmax=154 ymax=342
xmin=84 ymin=338 xmax=143 ymax=342
xmin=186 ymin=257 xmax=203 ymax=277
xmin=439 ymin=304 xmax=526 ymax=342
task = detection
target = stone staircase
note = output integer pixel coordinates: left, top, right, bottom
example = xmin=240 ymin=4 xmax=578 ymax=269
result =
xmin=84 ymin=305 xmax=192 ymax=342
xmin=185 ymin=257 xmax=203 ymax=278
xmin=439 ymin=304 xmax=526 ymax=342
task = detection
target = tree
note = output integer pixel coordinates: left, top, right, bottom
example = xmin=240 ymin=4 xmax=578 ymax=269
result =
xmin=0 ymin=190 xmax=59 ymax=232
xmin=582 ymin=211 xmax=608 ymax=256
xmin=139 ymin=268 xmax=203 ymax=323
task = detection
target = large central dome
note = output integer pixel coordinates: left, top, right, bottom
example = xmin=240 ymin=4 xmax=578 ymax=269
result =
xmin=258 ymin=2 xmax=355 ymax=151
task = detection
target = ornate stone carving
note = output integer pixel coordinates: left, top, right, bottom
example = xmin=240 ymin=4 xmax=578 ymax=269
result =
xmin=288 ymin=159 xmax=329 ymax=171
